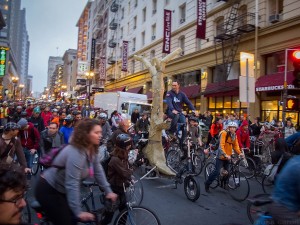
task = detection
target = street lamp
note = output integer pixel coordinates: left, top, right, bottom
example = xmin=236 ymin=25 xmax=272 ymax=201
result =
xmin=85 ymin=71 xmax=94 ymax=117
xmin=19 ymin=84 xmax=24 ymax=100
xmin=11 ymin=76 xmax=19 ymax=100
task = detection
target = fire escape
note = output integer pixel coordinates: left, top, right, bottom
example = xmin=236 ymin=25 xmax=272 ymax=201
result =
xmin=214 ymin=0 xmax=256 ymax=81
xmin=107 ymin=0 xmax=119 ymax=68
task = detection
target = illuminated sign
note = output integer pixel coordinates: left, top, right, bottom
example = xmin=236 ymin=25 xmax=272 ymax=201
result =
xmin=0 ymin=46 xmax=9 ymax=77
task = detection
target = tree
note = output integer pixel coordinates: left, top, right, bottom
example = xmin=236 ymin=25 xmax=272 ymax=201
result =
xmin=134 ymin=48 xmax=182 ymax=176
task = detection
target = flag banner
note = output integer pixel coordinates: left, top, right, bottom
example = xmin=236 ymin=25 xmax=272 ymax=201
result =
xmin=122 ymin=41 xmax=129 ymax=72
xmin=99 ymin=57 xmax=106 ymax=80
xmin=196 ymin=0 xmax=206 ymax=39
xmin=162 ymin=10 xmax=172 ymax=53
xmin=90 ymin=38 xmax=96 ymax=70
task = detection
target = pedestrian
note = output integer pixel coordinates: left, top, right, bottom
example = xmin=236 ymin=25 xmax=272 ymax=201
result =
xmin=131 ymin=108 xmax=140 ymax=124
xmin=34 ymin=118 xmax=117 ymax=225
xmin=135 ymin=112 xmax=150 ymax=139
xmin=284 ymin=120 xmax=297 ymax=139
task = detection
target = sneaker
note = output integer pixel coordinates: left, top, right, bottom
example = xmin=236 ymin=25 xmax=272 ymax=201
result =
xmin=204 ymin=182 xmax=210 ymax=193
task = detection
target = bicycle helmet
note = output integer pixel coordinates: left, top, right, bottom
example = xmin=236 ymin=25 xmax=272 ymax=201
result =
xmin=20 ymin=111 xmax=28 ymax=117
xmin=98 ymin=112 xmax=108 ymax=120
xmin=64 ymin=115 xmax=74 ymax=122
xmin=115 ymin=133 xmax=132 ymax=150
xmin=227 ymin=121 xmax=238 ymax=128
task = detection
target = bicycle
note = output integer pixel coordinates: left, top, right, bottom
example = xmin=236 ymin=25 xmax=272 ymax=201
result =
xmin=238 ymin=148 xmax=257 ymax=179
xmin=31 ymin=152 xmax=44 ymax=175
xmin=247 ymin=194 xmax=273 ymax=224
xmin=31 ymin=179 xmax=159 ymax=225
xmin=204 ymin=155 xmax=250 ymax=201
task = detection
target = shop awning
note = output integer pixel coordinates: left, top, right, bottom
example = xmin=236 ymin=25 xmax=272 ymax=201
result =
xmin=127 ymin=86 xmax=143 ymax=94
xmin=202 ymin=79 xmax=239 ymax=97
xmin=107 ymin=86 xmax=125 ymax=92
xmin=255 ymin=71 xmax=295 ymax=92
xmin=180 ymin=85 xmax=200 ymax=98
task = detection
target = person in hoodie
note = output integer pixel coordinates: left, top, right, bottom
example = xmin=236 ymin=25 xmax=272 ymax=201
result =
xmin=17 ymin=118 xmax=40 ymax=169
xmin=28 ymin=107 xmax=45 ymax=132
xmin=25 ymin=102 xmax=34 ymax=117
xmin=41 ymin=106 xmax=52 ymax=127
xmin=236 ymin=120 xmax=250 ymax=150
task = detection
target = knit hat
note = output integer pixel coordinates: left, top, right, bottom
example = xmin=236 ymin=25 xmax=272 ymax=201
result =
xmin=17 ymin=118 xmax=28 ymax=129
xmin=4 ymin=122 xmax=20 ymax=131
xmin=33 ymin=107 xmax=41 ymax=114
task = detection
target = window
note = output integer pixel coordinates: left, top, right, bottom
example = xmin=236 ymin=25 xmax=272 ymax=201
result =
xmin=134 ymin=16 xmax=137 ymax=29
xmin=143 ymin=7 xmax=147 ymax=22
xmin=269 ymin=0 xmax=283 ymax=15
xmin=179 ymin=36 xmax=185 ymax=55
xmin=215 ymin=17 xmax=224 ymax=36
xmin=141 ymin=31 xmax=145 ymax=46
xmin=197 ymin=39 xmax=202 ymax=51
xmin=151 ymin=23 xmax=156 ymax=40
xmin=265 ymin=51 xmax=291 ymax=74
xmin=179 ymin=3 xmax=186 ymax=23
xmin=238 ymin=5 xmax=247 ymax=26
xmin=152 ymin=0 xmax=157 ymax=14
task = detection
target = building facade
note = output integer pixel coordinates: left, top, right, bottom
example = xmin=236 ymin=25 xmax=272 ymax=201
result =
xmin=80 ymin=0 xmax=300 ymax=126
xmin=62 ymin=49 xmax=77 ymax=92
xmin=47 ymin=56 xmax=63 ymax=87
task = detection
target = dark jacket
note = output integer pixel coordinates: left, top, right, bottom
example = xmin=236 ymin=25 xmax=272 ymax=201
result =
xmin=250 ymin=123 xmax=261 ymax=136
xmin=165 ymin=90 xmax=195 ymax=113
xmin=40 ymin=129 xmax=64 ymax=155
xmin=131 ymin=112 xmax=140 ymax=124
xmin=135 ymin=118 xmax=150 ymax=133
xmin=28 ymin=115 xmax=45 ymax=132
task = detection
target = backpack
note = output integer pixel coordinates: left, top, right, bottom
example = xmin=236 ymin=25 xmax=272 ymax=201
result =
xmin=39 ymin=144 xmax=67 ymax=168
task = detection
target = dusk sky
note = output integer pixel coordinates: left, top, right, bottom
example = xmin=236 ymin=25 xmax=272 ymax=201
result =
xmin=21 ymin=0 xmax=87 ymax=93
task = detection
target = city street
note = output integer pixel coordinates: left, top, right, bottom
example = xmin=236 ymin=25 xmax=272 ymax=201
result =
xmin=26 ymin=168 xmax=267 ymax=225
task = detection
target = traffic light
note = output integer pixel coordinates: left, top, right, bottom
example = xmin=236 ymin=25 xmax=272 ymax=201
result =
xmin=286 ymin=98 xmax=299 ymax=111
xmin=292 ymin=50 xmax=300 ymax=88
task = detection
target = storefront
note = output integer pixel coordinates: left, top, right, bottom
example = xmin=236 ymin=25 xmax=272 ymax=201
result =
xmin=256 ymin=71 xmax=300 ymax=126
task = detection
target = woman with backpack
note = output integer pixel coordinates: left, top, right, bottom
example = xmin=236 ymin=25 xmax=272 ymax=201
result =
xmin=35 ymin=118 xmax=117 ymax=225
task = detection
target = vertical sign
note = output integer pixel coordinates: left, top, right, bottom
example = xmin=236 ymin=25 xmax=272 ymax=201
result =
xmin=90 ymin=38 xmax=96 ymax=71
xmin=122 ymin=41 xmax=128 ymax=72
xmin=162 ymin=10 xmax=172 ymax=54
xmin=196 ymin=0 xmax=206 ymax=39
xmin=99 ymin=57 xmax=106 ymax=81
xmin=0 ymin=46 xmax=9 ymax=77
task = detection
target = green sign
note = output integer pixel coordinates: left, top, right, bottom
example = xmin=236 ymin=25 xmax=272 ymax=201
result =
xmin=0 ymin=46 xmax=9 ymax=77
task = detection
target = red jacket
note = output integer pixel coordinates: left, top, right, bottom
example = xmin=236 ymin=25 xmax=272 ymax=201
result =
xmin=19 ymin=122 xmax=40 ymax=150
xmin=26 ymin=108 xmax=33 ymax=117
xmin=236 ymin=120 xmax=250 ymax=148
xmin=41 ymin=111 xmax=52 ymax=126
xmin=209 ymin=123 xmax=223 ymax=137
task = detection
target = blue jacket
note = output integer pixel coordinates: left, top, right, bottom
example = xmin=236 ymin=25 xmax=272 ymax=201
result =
xmin=165 ymin=90 xmax=195 ymax=113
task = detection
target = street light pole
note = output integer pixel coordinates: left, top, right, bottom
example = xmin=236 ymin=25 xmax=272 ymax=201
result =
xmin=19 ymin=84 xmax=24 ymax=100
xmin=85 ymin=71 xmax=94 ymax=117
xmin=11 ymin=76 xmax=19 ymax=101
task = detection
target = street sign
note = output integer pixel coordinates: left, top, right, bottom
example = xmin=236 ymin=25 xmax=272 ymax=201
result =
xmin=76 ymin=79 xmax=86 ymax=86
xmin=239 ymin=76 xmax=255 ymax=103
xmin=0 ymin=46 xmax=9 ymax=77
xmin=92 ymin=87 xmax=104 ymax=93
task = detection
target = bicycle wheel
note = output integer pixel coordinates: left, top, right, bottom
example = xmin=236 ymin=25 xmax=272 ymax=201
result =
xmin=114 ymin=206 xmax=161 ymax=225
xmin=184 ymin=175 xmax=200 ymax=202
xmin=247 ymin=193 xmax=270 ymax=224
xmin=192 ymin=154 xmax=203 ymax=176
xmin=31 ymin=153 xmax=40 ymax=175
xmin=262 ymin=175 xmax=274 ymax=194
xmin=228 ymin=172 xmax=250 ymax=202
xmin=126 ymin=179 xmax=144 ymax=206
xmin=22 ymin=199 xmax=31 ymax=223
xmin=204 ymin=162 xmax=218 ymax=189
xmin=239 ymin=156 xmax=256 ymax=179
xmin=166 ymin=149 xmax=181 ymax=173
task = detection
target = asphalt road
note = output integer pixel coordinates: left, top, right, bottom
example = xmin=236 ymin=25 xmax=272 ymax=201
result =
xmin=25 ymin=167 xmax=270 ymax=225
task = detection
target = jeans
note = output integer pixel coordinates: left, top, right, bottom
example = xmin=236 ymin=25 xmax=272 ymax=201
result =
xmin=23 ymin=147 xmax=34 ymax=168
xmin=167 ymin=112 xmax=186 ymax=134
xmin=206 ymin=158 xmax=230 ymax=185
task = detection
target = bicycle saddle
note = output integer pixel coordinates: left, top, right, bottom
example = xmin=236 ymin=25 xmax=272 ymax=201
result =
xmin=82 ymin=180 xmax=96 ymax=187
xmin=248 ymin=198 xmax=272 ymax=206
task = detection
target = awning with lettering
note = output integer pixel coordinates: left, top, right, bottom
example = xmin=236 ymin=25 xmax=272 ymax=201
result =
xmin=255 ymin=71 xmax=295 ymax=92
xmin=106 ymin=86 xmax=125 ymax=92
xmin=202 ymin=79 xmax=239 ymax=97
xmin=127 ymin=86 xmax=143 ymax=94
xmin=180 ymin=84 xmax=201 ymax=98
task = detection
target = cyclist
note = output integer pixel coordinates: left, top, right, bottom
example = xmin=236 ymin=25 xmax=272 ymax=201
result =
xmin=35 ymin=118 xmax=117 ymax=225
xmin=0 ymin=163 xmax=27 ymax=225
xmin=165 ymin=81 xmax=197 ymax=137
xmin=28 ymin=107 xmax=45 ymax=132
xmin=98 ymin=112 xmax=112 ymax=144
xmin=102 ymin=133 xmax=133 ymax=225
xmin=40 ymin=122 xmax=64 ymax=155
xmin=268 ymin=155 xmax=300 ymax=224
xmin=206 ymin=117 xmax=223 ymax=147
xmin=205 ymin=122 xmax=243 ymax=192
xmin=236 ymin=120 xmax=250 ymax=151
xmin=59 ymin=115 xmax=74 ymax=144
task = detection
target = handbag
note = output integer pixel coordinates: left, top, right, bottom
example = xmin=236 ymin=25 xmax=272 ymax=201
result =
xmin=264 ymin=155 xmax=284 ymax=183
xmin=0 ymin=138 xmax=15 ymax=164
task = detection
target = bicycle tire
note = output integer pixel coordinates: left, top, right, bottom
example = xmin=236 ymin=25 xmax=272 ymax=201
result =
xmin=262 ymin=175 xmax=274 ymax=194
xmin=192 ymin=154 xmax=203 ymax=176
xmin=228 ymin=171 xmax=250 ymax=202
xmin=204 ymin=162 xmax=218 ymax=189
xmin=238 ymin=156 xmax=256 ymax=179
xmin=184 ymin=175 xmax=200 ymax=202
xmin=114 ymin=206 xmax=161 ymax=225
xmin=22 ymin=199 xmax=31 ymax=223
xmin=31 ymin=153 xmax=40 ymax=175
xmin=126 ymin=179 xmax=144 ymax=206
xmin=166 ymin=149 xmax=181 ymax=173
xmin=246 ymin=193 xmax=270 ymax=224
